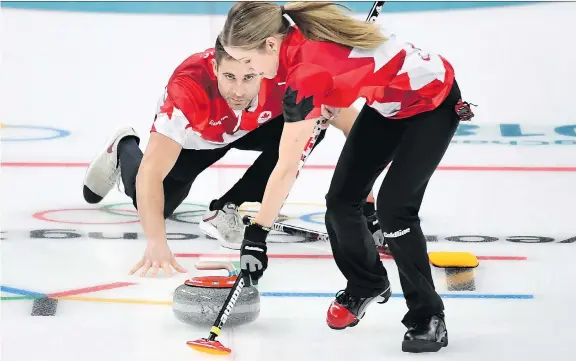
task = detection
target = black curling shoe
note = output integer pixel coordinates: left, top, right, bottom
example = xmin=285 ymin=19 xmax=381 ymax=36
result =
xmin=402 ymin=314 xmax=448 ymax=353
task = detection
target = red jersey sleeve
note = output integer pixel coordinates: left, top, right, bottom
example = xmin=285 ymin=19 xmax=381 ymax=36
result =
xmin=151 ymin=77 xmax=210 ymax=145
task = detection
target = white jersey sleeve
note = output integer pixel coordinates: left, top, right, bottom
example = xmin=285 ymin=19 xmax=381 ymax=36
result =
xmin=151 ymin=88 xmax=190 ymax=146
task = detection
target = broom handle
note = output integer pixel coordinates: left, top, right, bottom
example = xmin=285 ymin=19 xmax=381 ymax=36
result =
xmin=206 ymin=271 xmax=246 ymax=341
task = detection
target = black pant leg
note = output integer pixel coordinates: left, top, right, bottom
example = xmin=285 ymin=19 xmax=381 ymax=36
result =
xmin=119 ymin=136 xmax=228 ymax=218
xmin=376 ymin=83 xmax=461 ymax=326
xmin=118 ymin=136 xmax=143 ymax=199
xmin=213 ymin=116 xmax=326 ymax=208
xmin=162 ymin=147 xmax=230 ymax=217
xmin=325 ymin=105 xmax=405 ymax=297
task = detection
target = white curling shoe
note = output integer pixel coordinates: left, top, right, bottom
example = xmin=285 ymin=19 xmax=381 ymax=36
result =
xmin=199 ymin=203 xmax=245 ymax=250
xmin=83 ymin=127 xmax=139 ymax=204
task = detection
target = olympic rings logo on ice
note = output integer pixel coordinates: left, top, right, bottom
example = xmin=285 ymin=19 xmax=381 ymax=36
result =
xmin=0 ymin=123 xmax=71 ymax=142
xmin=32 ymin=202 xmax=325 ymax=225
xmin=26 ymin=202 xmax=328 ymax=244
xmin=33 ymin=203 xmax=206 ymax=225
xmin=31 ymin=202 xmax=329 ymax=226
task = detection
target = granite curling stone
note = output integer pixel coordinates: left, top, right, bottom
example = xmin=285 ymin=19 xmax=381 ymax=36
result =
xmin=172 ymin=261 xmax=260 ymax=327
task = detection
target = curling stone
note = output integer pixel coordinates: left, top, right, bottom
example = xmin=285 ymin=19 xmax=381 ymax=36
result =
xmin=172 ymin=261 xmax=260 ymax=327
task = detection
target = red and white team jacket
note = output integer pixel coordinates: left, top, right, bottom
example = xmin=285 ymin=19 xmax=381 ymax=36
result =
xmin=151 ymin=49 xmax=284 ymax=150
xmin=278 ymin=26 xmax=455 ymax=120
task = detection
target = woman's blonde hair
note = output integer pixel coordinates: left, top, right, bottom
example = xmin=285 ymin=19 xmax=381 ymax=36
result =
xmin=220 ymin=1 xmax=386 ymax=51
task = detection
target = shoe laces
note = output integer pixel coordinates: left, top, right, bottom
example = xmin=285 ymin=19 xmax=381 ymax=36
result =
xmin=105 ymin=166 xmax=120 ymax=188
xmin=221 ymin=203 xmax=243 ymax=229
xmin=335 ymin=290 xmax=355 ymax=305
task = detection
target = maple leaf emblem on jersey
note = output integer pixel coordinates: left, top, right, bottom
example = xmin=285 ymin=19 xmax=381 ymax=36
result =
xmin=159 ymin=101 xmax=174 ymax=119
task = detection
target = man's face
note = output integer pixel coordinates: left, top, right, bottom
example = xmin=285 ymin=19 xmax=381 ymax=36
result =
xmin=213 ymin=58 xmax=261 ymax=110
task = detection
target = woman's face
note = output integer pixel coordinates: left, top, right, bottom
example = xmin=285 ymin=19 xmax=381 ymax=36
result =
xmin=224 ymin=39 xmax=280 ymax=79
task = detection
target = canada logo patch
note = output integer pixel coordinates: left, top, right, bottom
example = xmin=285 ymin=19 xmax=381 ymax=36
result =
xmin=257 ymin=111 xmax=272 ymax=124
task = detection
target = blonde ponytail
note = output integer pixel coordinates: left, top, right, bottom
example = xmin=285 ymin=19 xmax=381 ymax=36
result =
xmin=221 ymin=1 xmax=386 ymax=51
xmin=284 ymin=2 xmax=386 ymax=49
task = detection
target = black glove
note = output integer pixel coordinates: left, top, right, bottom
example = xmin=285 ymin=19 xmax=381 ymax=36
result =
xmin=366 ymin=212 xmax=385 ymax=247
xmin=240 ymin=223 xmax=269 ymax=286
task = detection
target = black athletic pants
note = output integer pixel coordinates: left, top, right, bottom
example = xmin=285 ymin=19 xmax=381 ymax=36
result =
xmin=325 ymin=81 xmax=462 ymax=327
xmin=118 ymin=115 xmax=325 ymax=218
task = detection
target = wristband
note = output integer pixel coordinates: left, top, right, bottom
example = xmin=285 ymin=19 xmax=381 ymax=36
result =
xmin=244 ymin=223 xmax=270 ymax=243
